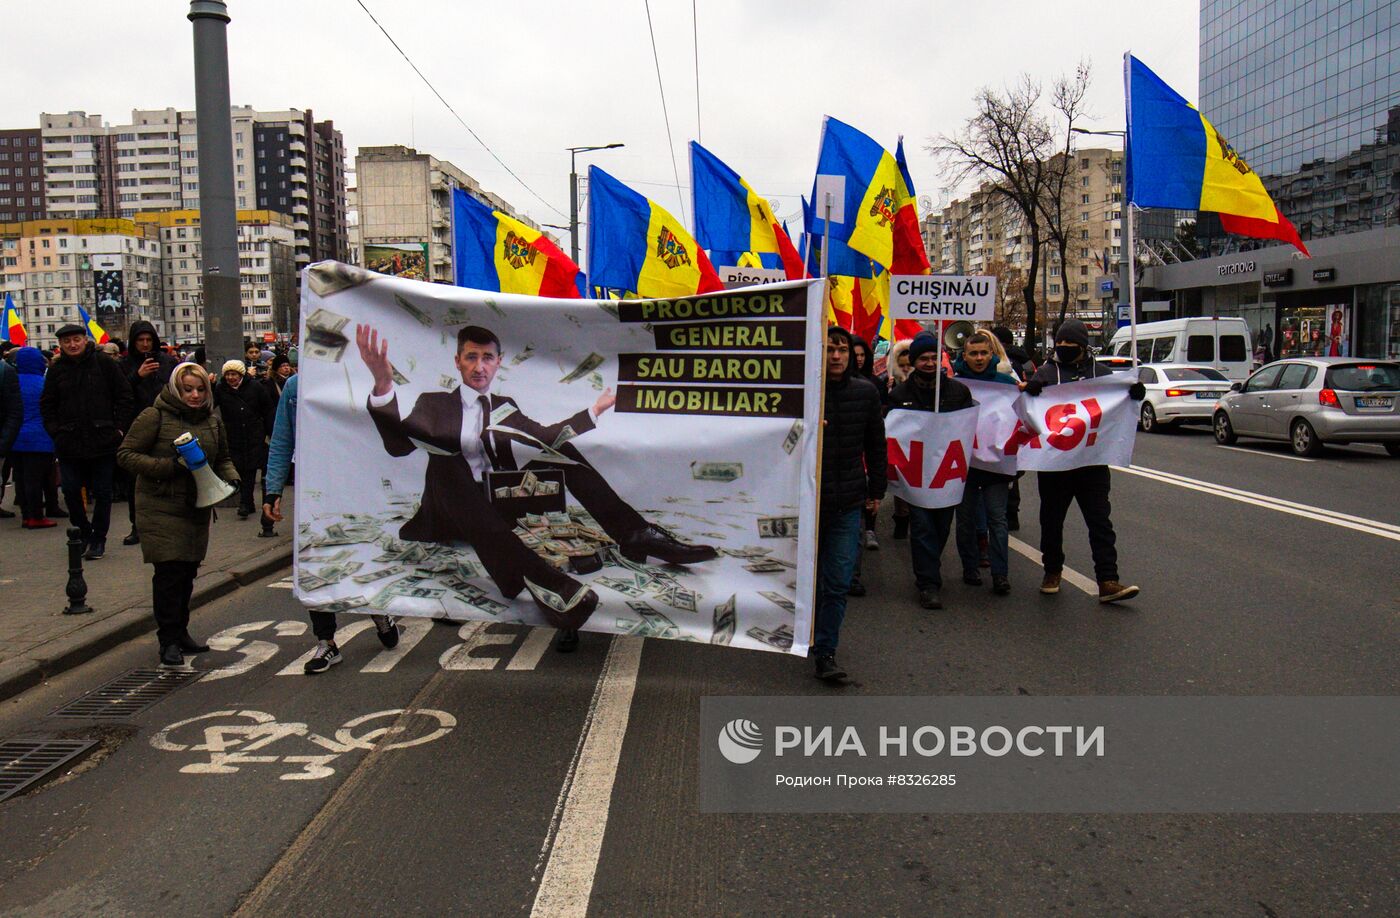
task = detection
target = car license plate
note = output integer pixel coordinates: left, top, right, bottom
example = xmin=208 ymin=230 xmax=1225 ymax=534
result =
xmin=1356 ymin=396 xmax=1393 ymax=408
xmin=1196 ymin=391 xmax=1224 ymax=399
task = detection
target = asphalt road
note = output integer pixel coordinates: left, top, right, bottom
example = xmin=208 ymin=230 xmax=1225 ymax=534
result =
xmin=0 ymin=428 xmax=1396 ymax=916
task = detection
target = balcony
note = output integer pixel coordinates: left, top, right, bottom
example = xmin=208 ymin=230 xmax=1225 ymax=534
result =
xmin=292 ymin=203 xmax=309 ymax=216
xmin=292 ymin=219 xmax=310 ymax=232
xmin=294 ymin=251 xmax=311 ymax=264
xmin=290 ymin=140 xmax=306 ymax=153
xmin=291 ymin=187 xmax=309 ymax=200
xmin=289 ymin=156 xmax=307 ymax=170
xmin=289 ymin=121 xmax=306 ymax=136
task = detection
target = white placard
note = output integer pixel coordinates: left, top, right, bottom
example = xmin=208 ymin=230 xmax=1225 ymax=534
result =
xmin=719 ymin=266 xmax=789 ymax=289
xmin=812 ymin=175 xmax=846 ymax=225
xmin=888 ymin=274 xmax=996 ymax=321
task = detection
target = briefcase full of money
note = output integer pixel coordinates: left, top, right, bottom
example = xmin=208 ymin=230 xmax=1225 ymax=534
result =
xmin=484 ymin=468 xmax=566 ymax=521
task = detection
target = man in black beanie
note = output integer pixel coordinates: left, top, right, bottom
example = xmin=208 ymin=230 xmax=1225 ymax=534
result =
xmin=1023 ymin=319 xmax=1145 ymax=602
xmin=887 ymin=330 xmax=974 ymax=610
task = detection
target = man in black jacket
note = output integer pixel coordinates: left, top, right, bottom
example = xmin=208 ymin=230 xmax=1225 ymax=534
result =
xmin=887 ymin=331 xmax=975 ymax=610
xmin=40 ymin=324 xmax=134 ymax=559
xmin=814 ymin=326 xmax=886 ymax=683
xmin=1023 ymin=318 xmax=1144 ymax=603
xmin=117 ymin=320 xmax=178 ymax=545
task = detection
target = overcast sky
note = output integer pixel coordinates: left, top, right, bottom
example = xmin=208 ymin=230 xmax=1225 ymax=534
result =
xmin=8 ymin=0 xmax=1199 ymax=231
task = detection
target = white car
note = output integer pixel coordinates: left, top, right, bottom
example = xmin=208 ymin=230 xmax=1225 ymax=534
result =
xmin=1135 ymin=363 xmax=1233 ymax=432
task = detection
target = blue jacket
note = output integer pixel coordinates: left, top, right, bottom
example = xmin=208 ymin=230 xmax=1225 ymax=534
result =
xmin=265 ymin=373 xmax=297 ymax=496
xmin=952 ymin=356 xmax=1019 ymax=386
xmin=10 ymin=347 xmax=54 ymax=454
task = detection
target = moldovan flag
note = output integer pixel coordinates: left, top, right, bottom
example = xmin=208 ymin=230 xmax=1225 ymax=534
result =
xmin=2 ymin=293 xmax=25 ymax=346
xmin=587 ymin=166 xmax=723 ymax=298
xmin=451 ymin=188 xmax=584 ymax=298
xmin=77 ymin=305 xmax=109 ymax=344
xmin=1125 ymin=53 xmax=1310 ymax=256
xmin=690 ymin=141 xmax=804 ymax=279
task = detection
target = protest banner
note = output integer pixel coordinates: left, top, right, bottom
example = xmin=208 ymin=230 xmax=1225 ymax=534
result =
xmin=884 ymin=406 xmax=979 ymax=508
xmin=961 ymin=379 xmax=1023 ymax=476
xmin=1005 ymin=374 xmax=1139 ymax=471
xmin=293 ymin=262 xmax=824 ymax=655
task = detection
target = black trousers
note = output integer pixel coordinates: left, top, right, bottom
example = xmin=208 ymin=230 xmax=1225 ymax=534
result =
xmin=310 ymin=610 xmax=337 ymax=641
xmin=152 ymin=560 xmax=200 ymax=647
xmin=12 ymin=452 xmax=54 ymax=521
xmin=234 ymin=462 xmax=259 ymax=514
xmin=1036 ymin=465 xmax=1118 ymax=582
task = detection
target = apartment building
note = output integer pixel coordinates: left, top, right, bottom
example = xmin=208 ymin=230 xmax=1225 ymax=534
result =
xmin=0 ymin=129 xmax=45 ymax=223
xmin=355 ymin=145 xmax=538 ymax=284
xmin=135 ymin=210 xmax=298 ymax=343
xmin=0 ymin=218 xmax=162 ymax=348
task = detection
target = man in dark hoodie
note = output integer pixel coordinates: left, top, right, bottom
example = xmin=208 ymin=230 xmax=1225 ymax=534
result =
xmin=40 ymin=323 xmax=134 ymax=560
xmin=118 ymin=320 xmax=178 ymax=545
xmin=814 ymin=326 xmax=886 ymax=683
xmin=953 ymin=330 xmax=1019 ymax=595
xmin=888 ymin=331 xmax=975 ymax=610
xmin=1023 ymin=318 xmax=1145 ymax=603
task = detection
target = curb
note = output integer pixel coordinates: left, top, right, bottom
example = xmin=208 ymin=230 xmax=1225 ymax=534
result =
xmin=0 ymin=543 xmax=293 ymax=704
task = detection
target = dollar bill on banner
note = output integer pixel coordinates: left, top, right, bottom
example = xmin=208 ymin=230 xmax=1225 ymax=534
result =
xmin=884 ymin=406 xmax=980 ymax=509
xmin=1010 ymin=374 xmax=1138 ymax=472
xmin=293 ymin=261 xmax=824 ymax=655
xmin=961 ymin=379 xmax=1024 ymax=477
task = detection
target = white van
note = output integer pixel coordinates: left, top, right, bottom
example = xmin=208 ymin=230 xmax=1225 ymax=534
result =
xmin=1106 ymin=317 xmax=1254 ymax=380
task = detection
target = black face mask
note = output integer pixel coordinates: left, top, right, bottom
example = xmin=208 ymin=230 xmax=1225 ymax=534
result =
xmin=1055 ymin=345 xmax=1082 ymax=364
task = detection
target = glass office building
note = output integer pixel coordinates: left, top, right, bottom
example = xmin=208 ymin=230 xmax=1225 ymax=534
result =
xmin=1145 ymin=1 xmax=1400 ymax=361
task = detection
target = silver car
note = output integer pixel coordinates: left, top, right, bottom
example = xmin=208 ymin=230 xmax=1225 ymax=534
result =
xmin=1213 ymin=358 xmax=1400 ymax=457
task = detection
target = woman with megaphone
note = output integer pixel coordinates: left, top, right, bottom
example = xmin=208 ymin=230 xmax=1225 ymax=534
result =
xmin=118 ymin=362 xmax=239 ymax=667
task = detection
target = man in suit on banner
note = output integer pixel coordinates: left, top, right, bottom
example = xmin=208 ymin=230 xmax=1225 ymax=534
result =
xmin=355 ymin=323 xmax=716 ymax=630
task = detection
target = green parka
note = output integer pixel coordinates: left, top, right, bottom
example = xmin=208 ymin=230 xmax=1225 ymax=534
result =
xmin=117 ymin=387 xmax=239 ymax=564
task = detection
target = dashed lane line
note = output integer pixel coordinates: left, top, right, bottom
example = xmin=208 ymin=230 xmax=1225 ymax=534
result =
xmin=1007 ymin=538 xmax=1097 ymax=595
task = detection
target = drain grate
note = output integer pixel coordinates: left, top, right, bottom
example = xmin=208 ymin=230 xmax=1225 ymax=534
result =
xmin=0 ymin=738 xmax=96 ymax=802
xmin=49 ymin=668 xmax=204 ymax=720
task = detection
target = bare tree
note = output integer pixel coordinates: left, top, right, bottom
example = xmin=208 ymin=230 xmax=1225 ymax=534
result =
xmin=985 ymin=257 xmax=1027 ymax=329
xmin=1036 ymin=62 xmax=1093 ymax=334
xmin=930 ymin=77 xmax=1056 ymax=350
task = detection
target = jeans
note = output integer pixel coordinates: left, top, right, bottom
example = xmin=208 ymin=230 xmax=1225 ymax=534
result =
xmin=957 ymin=474 xmax=1010 ymax=576
xmin=59 ymin=456 xmax=115 ymax=542
xmin=1037 ymin=465 xmax=1118 ymax=582
xmin=909 ymin=505 xmax=956 ymax=591
xmin=152 ymin=560 xmax=200 ymax=647
xmin=813 ymin=507 xmax=862 ymax=657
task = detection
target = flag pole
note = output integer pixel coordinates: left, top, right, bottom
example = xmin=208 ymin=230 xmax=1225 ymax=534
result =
xmin=1124 ymin=51 xmax=1139 ymax=368
xmin=820 ymin=193 xmax=832 ymax=280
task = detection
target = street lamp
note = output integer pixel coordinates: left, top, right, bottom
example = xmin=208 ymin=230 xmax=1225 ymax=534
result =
xmin=567 ymin=143 xmax=624 ymax=268
xmin=1070 ymin=127 xmax=1126 ymax=137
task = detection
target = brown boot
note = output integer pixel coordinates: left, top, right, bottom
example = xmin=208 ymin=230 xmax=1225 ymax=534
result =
xmin=1098 ymin=580 xmax=1140 ymax=603
xmin=1040 ymin=572 xmax=1062 ymax=594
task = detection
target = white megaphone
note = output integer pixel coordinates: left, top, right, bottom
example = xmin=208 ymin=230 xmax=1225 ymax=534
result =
xmin=172 ymin=432 xmax=237 ymax=509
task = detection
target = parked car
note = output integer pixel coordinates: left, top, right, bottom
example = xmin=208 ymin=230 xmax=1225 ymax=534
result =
xmin=1133 ymin=364 xmax=1233 ymax=432
xmin=1213 ymin=358 xmax=1400 ymax=456
xmin=1106 ymin=317 xmax=1253 ymax=380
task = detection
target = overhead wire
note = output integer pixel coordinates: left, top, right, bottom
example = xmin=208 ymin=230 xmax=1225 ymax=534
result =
xmin=642 ymin=0 xmax=688 ymax=224
xmin=352 ymin=0 xmax=567 ymax=219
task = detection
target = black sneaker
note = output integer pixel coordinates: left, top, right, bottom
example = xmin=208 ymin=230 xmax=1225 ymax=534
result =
xmin=0 ymin=508 xmax=15 ymax=520
xmin=919 ymin=589 xmax=943 ymax=610
xmin=555 ymin=628 xmax=580 ymax=653
xmin=962 ymin=570 xmax=983 ymax=586
xmin=813 ymin=655 xmax=847 ymax=682
xmin=159 ymin=643 xmax=185 ymax=668
xmin=83 ymin=538 xmax=106 ymax=560
xmin=992 ymin=575 xmax=1011 ymax=595
xmin=847 ymin=576 xmax=867 ymax=597
xmin=371 ymin=614 xmax=401 ymax=648
xmin=122 ymin=530 xmax=140 ymax=546
xmin=303 ymin=640 xmax=341 ymax=674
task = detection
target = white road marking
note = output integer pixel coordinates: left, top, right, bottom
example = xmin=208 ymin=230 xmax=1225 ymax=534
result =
xmin=277 ymin=619 xmax=375 ymax=675
xmin=1007 ymin=538 xmax=1097 ymax=595
xmin=275 ymin=621 xmax=307 ymax=636
xmin=268 ymin=579 xmax=294 ymax=590
xmin=530 ymin=636 xmax=644 ymax=918
xmin=207 ymin=621 xmax=275 ymax=651
xmin=1214 ymin=444 xmax=1315 ymax=462
xmin=359 ymin=618 xmax=434 ymax=673
xmin=1116 ymin=464 xmax=1400 ymax=542
xmin=440 ymin=622 xmax=517 ymax=670
xmin=507 ymin=626 xmax=556 ymax=671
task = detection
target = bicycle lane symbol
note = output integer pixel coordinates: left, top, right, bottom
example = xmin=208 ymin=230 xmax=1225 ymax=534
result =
xmin=149 ymin=708 xmax=456 ymax=780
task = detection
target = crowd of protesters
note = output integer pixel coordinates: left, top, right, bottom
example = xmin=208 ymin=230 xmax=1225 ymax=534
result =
xmin=0 ymin=331 xmax=297 ymax=666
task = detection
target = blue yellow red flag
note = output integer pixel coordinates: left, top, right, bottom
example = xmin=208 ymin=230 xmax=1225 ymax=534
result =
xmin=1125 ymin=53 xmax=1309 ymax=256
xmin=587 ymin=166 xmax=723 ymax=298
xmin=77 ymin=305 xmax=109 ymax=344
xmin=451 ymin=189 xmax=583 ymax=298
xmin=690 ymin=142 xmax=804 ymax=279
xmin=2 ymin=293 xmax=26 ymax=347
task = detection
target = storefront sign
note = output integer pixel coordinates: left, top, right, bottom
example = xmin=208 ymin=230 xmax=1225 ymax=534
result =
xmin=1142 ymin=300 xmax=1172 ymax=313
xmin=1263 ymin=269 xmax=1292 ymax=287
xmin=1217 ymin=261 xmax=1256 ymax=277
xmin=1312 ymin=268 xmax=1337 ymax=282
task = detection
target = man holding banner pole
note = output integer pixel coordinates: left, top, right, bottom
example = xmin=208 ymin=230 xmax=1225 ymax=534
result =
xmin=953 ymin=331 xmax=1019 ymax=596
xmin=1023 ymin=319 xmax=1144 ymax=602
xmin=886 ymin=331 xmax=974 ymax=611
